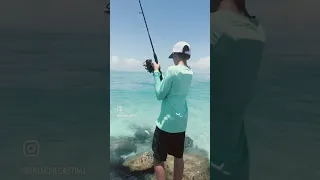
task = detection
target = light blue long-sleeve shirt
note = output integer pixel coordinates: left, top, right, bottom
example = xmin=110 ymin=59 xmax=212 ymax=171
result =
xmin=153 ymin=64 xmax=193 ymax=133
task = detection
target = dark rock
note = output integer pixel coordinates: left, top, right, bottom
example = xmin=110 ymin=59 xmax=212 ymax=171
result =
xmin=133 ymin=127 xmax=153 ymax=144
xmin=184 ymin=136 xmax=194 ymax=149
xmin=110 ymin=136 xmax=137 ymax=157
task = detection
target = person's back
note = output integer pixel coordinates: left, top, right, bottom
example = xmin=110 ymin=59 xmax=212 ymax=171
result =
xmin=210 ymin=3 xmax=266 ymax=179
xmin=151 ymin=41 xmax=193 ymax=180
xmin=155 ymin=64 xmax=193 ymax=133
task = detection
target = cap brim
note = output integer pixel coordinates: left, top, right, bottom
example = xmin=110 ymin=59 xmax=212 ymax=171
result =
xmin=168 ymin=53 xmax=174 ymax=58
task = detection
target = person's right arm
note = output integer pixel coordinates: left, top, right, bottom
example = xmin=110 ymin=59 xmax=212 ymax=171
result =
xmin=153 ymin=67 xmax=174 ymax=100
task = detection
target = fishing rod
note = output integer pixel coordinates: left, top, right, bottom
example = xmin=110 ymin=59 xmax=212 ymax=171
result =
xmin=138 ymin=0 xmax=163 ymax=81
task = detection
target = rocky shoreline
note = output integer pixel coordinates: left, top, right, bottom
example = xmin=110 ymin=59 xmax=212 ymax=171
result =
xmin=110 ymin=126 xmax=210 ymax=180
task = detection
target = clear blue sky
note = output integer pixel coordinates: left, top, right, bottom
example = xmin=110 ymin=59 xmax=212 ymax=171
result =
xmin=110 ymin=0 xmax=210 ymax=72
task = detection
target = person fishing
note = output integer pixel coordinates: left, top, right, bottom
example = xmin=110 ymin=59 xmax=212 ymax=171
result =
xmin=210 ymin=0 xmax=266 ymax=179
xmin=151 ymin=41 xmax=193 ymax=180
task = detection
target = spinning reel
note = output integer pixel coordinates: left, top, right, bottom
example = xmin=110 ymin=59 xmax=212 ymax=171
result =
xmin=143 ymin=59 xmax=154 ymax=73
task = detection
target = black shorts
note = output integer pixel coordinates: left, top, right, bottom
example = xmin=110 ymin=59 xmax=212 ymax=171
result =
xmin=152 ymin=126 xmax=185 ymax=162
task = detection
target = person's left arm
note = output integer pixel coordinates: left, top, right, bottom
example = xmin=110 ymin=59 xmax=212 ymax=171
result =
xmin=153 ymin=65 xmax=174 ymax=100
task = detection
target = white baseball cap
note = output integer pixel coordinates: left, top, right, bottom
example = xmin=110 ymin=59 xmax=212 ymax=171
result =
xmin=168 ymin=41 xmax=191 ymax=59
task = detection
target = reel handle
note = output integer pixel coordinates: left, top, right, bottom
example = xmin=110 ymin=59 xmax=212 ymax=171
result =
xmin=143 ymin=58 xmax=163 ymax=81
xmin=153 ymin=54 xmax=163 ymax=81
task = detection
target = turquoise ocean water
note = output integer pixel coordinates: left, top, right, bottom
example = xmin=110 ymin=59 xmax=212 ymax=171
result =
xmin=110 ymin=71 xmax=210 ymax=155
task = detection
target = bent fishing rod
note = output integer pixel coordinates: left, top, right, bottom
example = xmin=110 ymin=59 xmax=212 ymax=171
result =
xmin=138 ymin=0 xmax=163 ymax=81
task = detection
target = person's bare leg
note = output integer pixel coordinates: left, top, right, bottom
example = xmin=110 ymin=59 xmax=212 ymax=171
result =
xmin=173 ymin=157 xmax=184 ymax=180
xmin=154 ymin=159 xmax=166 ymax=180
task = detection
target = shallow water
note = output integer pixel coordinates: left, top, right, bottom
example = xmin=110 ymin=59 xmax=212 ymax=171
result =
xmin=110 ymin=71 xmax=210 ymax=153
xmin=110 ymin=71 xmax=210 ymax=179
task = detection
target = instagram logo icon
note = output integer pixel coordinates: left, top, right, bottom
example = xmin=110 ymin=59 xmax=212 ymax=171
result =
xmin=23 ymin=140 xmax=39 ymax=156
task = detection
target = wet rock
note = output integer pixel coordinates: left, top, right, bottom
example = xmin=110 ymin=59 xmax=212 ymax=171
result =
xmin=133 ymin=127 xmax=153 ymax=144
xmin=123 ymin=152 xmax=210 ymax=180
xmin=110 ymin=136 xmax=137 ymax=156
xmin=123 ymin=152 xmax=154 ymax=172
xmin=110 ymin=126 xmax=204 ymax=180
xmin=184 ymin=136 xmax=193 ymax=149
